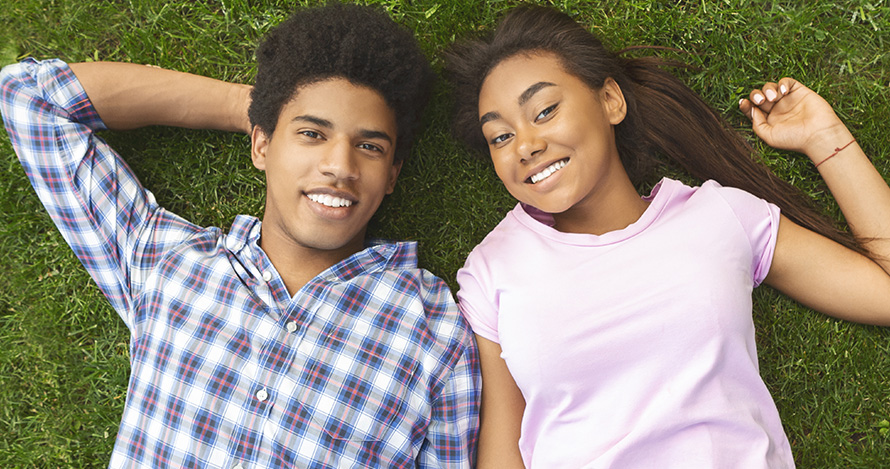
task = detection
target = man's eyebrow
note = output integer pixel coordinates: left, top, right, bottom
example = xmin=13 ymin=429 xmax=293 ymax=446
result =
xmin=359 ymin=129 xmax=393 ymax=144
xmin=291 ymin=114 xmax=333 ymax=128
xmin=518 ymin=81 xmax=556 ymax=106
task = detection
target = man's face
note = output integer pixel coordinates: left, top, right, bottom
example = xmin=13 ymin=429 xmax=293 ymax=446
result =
xmin=251 ymin=78 xmax=400 ymax=258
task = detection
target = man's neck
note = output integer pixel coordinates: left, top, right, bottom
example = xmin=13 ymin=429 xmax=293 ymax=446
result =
xmin=258 ymin=226 xmax=365 ymax=296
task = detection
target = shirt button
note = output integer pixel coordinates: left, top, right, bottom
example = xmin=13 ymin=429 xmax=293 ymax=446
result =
xmin=286 ymin=321 xmax=297 ymax=333
xmin=262 ymin=270 xmax=272 ymax=282
xmin=256 ymin=388 xmax=269 ymax=402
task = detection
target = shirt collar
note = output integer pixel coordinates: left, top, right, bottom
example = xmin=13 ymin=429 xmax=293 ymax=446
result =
xmin=224 ymin=214 xmax=260 ymax=254
xmin=224 ymin=215 xmax=419 ymax=282
xmin=328 ymin=239 xmax=419 ymax=282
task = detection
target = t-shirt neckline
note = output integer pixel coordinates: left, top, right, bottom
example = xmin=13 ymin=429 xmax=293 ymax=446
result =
xmin=514 ymin=177 xmax=679 ymax=246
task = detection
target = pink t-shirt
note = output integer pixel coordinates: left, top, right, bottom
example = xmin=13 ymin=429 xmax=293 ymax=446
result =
xmin=457 ymin=178 xmax=794 ymax=468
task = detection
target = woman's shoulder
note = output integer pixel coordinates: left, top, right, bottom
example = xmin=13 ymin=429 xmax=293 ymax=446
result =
xmin=660 ymin=178 xmax=775 ymax=214
xmin=464 ymin=204 xmax=534 ymax=263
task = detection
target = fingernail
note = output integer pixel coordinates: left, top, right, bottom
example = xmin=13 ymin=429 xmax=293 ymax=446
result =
xmin=765 ymin=89 xmax=777 ymax=101
xmin=753 ymin=94 xmax=764 ymax=104
xmin=780 ymin=84 xmax=788 ymax=94
xmin=739 ymin=98 xmax=744 ymax=107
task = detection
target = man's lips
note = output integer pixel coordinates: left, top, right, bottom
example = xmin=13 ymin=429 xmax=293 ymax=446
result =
xmin=304 ymin=188 xmax=358 ymax=208
xmin=306 ymin=193 xmax=353 ymax=207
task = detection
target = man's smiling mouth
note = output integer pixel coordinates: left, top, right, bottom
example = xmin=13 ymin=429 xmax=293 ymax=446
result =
xmin=528 ymin=158 xmax=568 ymax=184
xmin=306 ymin=193 xmax=354 ymax=207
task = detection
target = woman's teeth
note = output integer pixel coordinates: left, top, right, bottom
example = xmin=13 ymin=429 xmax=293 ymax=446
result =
xmin=530 ymin=159 xmax=567 ymax=184
xmin=307 ymin=193 xmax=353 ymax=207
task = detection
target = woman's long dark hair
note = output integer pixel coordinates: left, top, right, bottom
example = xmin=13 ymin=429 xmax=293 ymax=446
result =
xmin=446 ymin=5 xmax=859 ymax=252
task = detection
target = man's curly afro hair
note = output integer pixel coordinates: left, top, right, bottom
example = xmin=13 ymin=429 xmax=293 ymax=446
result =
xmin=248 ymin=3 xmax=434 ymax=163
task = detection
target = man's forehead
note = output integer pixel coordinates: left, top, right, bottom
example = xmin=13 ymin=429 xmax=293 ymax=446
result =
xmin=288 ymin=77 xmax=389 ymax=109
xmin=279 ymin=78 xmax=397 ymax=135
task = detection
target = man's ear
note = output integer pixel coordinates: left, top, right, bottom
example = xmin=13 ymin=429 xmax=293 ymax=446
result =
xmin=250 ymin=125 xmax=270 ymax=171
xmin=386 ymin=160 xmax=403 ymax=195
xmin=600 ymin=77 xmax=627 ymax=125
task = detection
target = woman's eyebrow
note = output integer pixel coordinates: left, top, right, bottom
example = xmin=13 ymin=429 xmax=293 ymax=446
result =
xmin=518 ymin=81 xmax=556 ymax=106
xmin=480 ymin=111 xmax=501 ymax=126
xmin=479 ymin=81 xmax=557 ymax=126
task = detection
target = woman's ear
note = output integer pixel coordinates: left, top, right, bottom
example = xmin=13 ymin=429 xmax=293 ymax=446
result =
xmin=600 ymin=77 xmax=627 ymax=125
xmin=250 ymin=125 xmax=270 ymax=171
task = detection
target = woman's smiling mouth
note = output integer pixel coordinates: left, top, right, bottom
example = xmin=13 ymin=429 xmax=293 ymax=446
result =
xmin=528 ymin=158 xmax=568 ymax=184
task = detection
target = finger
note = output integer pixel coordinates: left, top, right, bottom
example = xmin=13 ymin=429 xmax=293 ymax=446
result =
xmin=738 ymin=98 xmax=753 ymax=121
xmin=777 ymin=77 xmax=804 ymax=96
xmin=763 ymin=79 xmax=803 ymax=107
xmin=749 ymin=103 xmax=773 ymax=142
xmin=748 ymin=89 xmax=776 ymax=114
xmin=761 ymin=81 xmax=780 ymax=103
xmin=777 ymin=77 xmax=793 ymax=96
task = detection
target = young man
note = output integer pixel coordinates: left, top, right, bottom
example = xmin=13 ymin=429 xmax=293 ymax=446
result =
xmin=0 ymin=4 xmax=479 ymax=468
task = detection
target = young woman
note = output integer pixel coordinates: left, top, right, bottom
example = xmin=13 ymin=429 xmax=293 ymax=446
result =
xmin=447 ymin=6 xmax=890 ymax=468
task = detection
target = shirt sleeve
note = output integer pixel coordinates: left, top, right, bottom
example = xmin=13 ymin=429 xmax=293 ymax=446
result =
xmin=706 ymin=181 xmax=781 ymax=287
xmin=0 ymin=58 xmax=200 ymax=329
xmin=414 ymin=272 xmax=481 ymax=469
xmin=418 ymin=341 xmax=481 ymax=469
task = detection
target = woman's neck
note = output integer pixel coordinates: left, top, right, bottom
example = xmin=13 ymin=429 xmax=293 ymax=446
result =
xmin=552 ymin=173 xmax=649 ymax=236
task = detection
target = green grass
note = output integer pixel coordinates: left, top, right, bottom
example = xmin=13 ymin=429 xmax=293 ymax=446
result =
xmin=1 ymin=0 xmax=888 ymax=466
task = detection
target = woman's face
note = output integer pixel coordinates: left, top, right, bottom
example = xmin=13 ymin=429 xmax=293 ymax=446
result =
xmin=478 ymin=52 xmax=629 ymax=218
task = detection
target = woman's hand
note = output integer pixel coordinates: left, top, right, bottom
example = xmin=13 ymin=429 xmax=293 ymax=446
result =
xmin=738 ymin=78 xmax=853 ymax=164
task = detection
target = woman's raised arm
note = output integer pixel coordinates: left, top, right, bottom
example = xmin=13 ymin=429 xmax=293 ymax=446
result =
xmin=742 ymin=78 xmax=890 ymax=324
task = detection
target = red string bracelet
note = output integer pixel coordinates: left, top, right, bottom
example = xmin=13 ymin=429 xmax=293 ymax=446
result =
xmin=815 ymin=138 xmax=856 ymax=168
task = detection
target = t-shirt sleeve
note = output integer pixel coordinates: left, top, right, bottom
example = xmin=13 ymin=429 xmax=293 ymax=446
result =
xmin=456 ymin=250 xmax=501 ymax=343
xmin=706 ymin=181 xmax=781 ymax=287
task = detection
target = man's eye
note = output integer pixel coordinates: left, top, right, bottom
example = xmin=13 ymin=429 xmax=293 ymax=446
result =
xmin=358 ymin=143 xmax=383 ymax=153
xmin=535 ymin=104 xmax=557 ymax=121
xmin=300 ymin=130 xmax=321 ymax=139
xmin=491 ymin=133 xmax=513 ymax=145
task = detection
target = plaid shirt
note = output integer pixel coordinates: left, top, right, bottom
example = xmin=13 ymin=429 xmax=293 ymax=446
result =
xmin=1 ymin=58 xmax=480 ymax=468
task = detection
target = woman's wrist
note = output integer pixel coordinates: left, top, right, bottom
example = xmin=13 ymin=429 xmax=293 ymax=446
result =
xmin=805 ymin=125 xmax=856 ymax=167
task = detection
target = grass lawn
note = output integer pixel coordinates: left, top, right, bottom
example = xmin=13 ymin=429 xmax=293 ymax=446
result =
xmin=1 ymin=0 xmax=888 ymax=466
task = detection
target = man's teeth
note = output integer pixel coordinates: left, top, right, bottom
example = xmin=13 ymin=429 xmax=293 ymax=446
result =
xmin=307 ymin=193 xmax=353 ymax=207
xmin=530 ymin=159 xmax=567 ymax=184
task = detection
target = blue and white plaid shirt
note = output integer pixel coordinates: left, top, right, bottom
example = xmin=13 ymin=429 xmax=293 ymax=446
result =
xmin=1 ymin=58 xmax=480 ymax=468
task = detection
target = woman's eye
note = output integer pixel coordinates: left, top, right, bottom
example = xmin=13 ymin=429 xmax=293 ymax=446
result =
xmin=491 ymin=133 xmax=513 ymax=145
xmin=535 ymin=104 xmax=557 ymax=121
